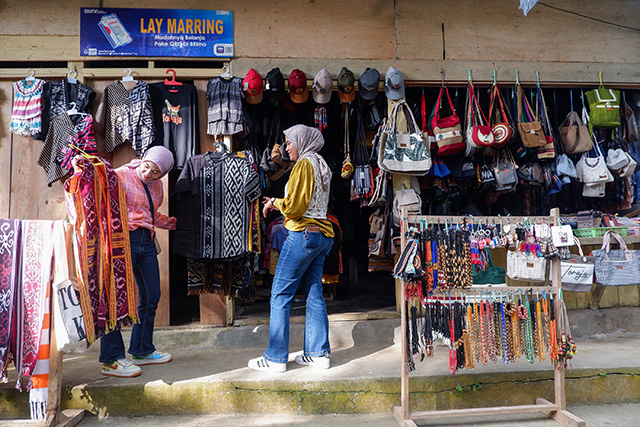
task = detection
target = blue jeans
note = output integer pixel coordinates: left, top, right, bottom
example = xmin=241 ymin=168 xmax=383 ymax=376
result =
xmin=99 ymin=228 xmax=161 ymax=363
xmin=263 ymin=229 xmax=333 ymax=364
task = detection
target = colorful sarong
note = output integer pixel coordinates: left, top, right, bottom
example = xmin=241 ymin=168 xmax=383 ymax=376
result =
xmin=64 ymin=156 xmax=137 ymax=345
xmin=0 ymin=219 xmax=20 ymax=383
xmin=15 ymin=220 xmax=54 ymax=391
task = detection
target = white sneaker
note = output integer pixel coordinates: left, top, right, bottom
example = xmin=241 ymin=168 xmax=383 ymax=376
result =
xmin=294 ymin=353 xmax=330 ymax=369
xmin=102 ymin=358 xmax=142 ymax=377
xmin=248 ymin=356 xmax=286 ymax=372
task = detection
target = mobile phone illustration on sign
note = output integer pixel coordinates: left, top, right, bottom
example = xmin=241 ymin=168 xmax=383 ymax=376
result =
xmin=99 ymin=14 xmax=132 ymax=48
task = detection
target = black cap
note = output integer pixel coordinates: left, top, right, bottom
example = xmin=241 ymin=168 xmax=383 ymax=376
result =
xmin=358 ymin=68 xmax=380 ymax=100
xmin=265 ymin=67 xmax=285 ymax=103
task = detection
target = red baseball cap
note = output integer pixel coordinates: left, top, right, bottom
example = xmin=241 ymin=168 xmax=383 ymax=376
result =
xmin=243 ymin=68 xmax=263 ymax=104
xmin=288 ymin=69 xmax=309 ymax=103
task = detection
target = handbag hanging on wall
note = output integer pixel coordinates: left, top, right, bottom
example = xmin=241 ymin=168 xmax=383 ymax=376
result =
xmin=492 ymin=148 xmax=518 ymax=192
xmin=585 ymin=75 xmax=621 ymax=131
xmin=380 ymin=100 xmax=432 ymax=175
xmin=468 ymin=85 xmax=495 ymax=148
xmin=488 ymin=83 xmax=514 ymax=148
xmin=559 ymin=89 xmax=593 ymax=154
xmin=473 ymin=248 xmax=506 ymax=286
xmin=431 ymin=85 xmax=464 ymax=156
xmin=517 ymin=85 xmax=546 ymax=148
xmin=536 ymin=85 xmax=556 ymax=159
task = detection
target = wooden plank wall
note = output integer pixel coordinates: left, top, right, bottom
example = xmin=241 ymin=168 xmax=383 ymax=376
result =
xmin=0 ymin=0 xmax=638 ymax=314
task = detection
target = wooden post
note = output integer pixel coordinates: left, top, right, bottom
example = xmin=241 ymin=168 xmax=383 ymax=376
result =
xmin=399 ymin=209 xmax=409 ymax=420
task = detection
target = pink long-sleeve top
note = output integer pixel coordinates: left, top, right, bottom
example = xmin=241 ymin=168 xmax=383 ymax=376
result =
xmin=115 ymin=161 xmax=176 ymax=232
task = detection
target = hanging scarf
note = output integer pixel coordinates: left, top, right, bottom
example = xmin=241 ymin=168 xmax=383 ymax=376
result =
xmin=0 ymin=219 xmax=20 ymax=383
xmin=64 ymin=156 xmax=137 ymax=345
xmin=29 ymin=280 xmax=50 ymax=420
xmin=15 ymin=220 xmax=54 ymax=391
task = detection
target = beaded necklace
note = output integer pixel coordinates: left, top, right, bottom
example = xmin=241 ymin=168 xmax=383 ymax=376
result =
xmin=536 ymin=298 xmax=545 ymax=362
xmin=542 ymin=293 xmax=551 ymax=358
xmin=549 ymin=295 xmax=558 ymax=363
xmin=478 ymin=300 xmax=488 ymax=365
xmin=486 ymin=299 xmax=497 ymax=363
xmin=473 ymin=302 xmax=482 ymax=364
xmin=493 ymin=301 xmax=502 ymax=361
xmin=448 ymin=305 xmax=457 ymax=374
xmin=465 ymin=303 xmax=476 ymax=369
xmin=512 ymin=303 xmax=521 ymax=360
xmin=500 ymin=300 xmax=509 ymax=364
xmin=505 ymin=303 xmax=516 ymax=363
xmin=523 ymin=298 xmax=536 ymax=364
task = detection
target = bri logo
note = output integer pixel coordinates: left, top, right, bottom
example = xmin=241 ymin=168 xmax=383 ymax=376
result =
xmin=163 ymin=100 xmax=183 ymax=124
xmin=216 ymin=45 xmax=225 ymax=54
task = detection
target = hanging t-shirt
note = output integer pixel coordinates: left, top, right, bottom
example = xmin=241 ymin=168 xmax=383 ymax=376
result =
xmin=206 ymin=76 xmax=244 ymax=136
xmin=10 ymin=78 xmax=44 ymax=136
xmin=173 ymin=151 xmax=261 ymax=260
xmin=149 ymin=82 xmax=199 ymax=170
xmin=95 ymin=80 xmax=155 ymax=156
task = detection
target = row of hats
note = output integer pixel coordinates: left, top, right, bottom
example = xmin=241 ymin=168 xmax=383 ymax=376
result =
xmin=241 ymin=66 xmax=405 ymax=105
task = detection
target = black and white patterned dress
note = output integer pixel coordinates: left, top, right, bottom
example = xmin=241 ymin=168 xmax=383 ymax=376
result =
xmin=206 ymin=77 xmax=244 ymax=136
xmin=95 ymin=81 xmax=155 ymax=156
xmin=173 ymin=152 xmax=261 ymax=260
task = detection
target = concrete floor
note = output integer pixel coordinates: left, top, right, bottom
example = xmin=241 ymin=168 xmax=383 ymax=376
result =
xmin=77 ymin=403 xmax=640 ymax=426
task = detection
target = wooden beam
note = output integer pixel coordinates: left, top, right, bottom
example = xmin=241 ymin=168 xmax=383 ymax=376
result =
xmin=408 ymin=402 xmax=559 ymax=420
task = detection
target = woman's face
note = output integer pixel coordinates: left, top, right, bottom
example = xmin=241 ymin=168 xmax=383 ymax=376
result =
xmin=139 ymin=160 xmax=162 ymax=181
xmin=285 ymin=137 xmax=299 ymax=161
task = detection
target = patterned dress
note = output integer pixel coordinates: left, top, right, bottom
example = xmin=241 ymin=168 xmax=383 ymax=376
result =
xmin=10 ymin=79 xmax=44 ymax=136
xmin=95 ymin=80 xmax=155 ymax=156
xmin=206 ymin=77 xmax=244 ymax=136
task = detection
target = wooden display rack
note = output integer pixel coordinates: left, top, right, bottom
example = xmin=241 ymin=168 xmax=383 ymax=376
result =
xmin=1 ymin=285 xmax=85 ymax=427
xmin=393 ymin=208 xmax=585 ymax=427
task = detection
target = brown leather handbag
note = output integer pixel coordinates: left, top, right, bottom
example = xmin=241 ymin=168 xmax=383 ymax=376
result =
xmin=517 ymin=85 xmax=546 ymax=148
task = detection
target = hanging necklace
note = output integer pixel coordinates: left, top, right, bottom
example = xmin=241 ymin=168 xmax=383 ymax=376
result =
xmin=478 ymin=300 xmax=488 ymax=365
xmin=465 ymin=303 xmax=476 ymax=369
xmin=536 ymin=297 xmax=545 ymax=362
xmin=500 ymin=300 xmax=509 ymax=364
xmin=485 ymin=299 xmax=496 ymax=363
xmin=512 ymin=302 xmax=521 ymax=360
xmin=524 ymin=297 xmax=535 ymax=364
xmin=472 ymin=302 xmax=482 ymax=365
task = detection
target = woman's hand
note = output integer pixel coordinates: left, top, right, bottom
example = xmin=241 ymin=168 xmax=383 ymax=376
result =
xmin=262 ymin=196 xmax=277 ymax=218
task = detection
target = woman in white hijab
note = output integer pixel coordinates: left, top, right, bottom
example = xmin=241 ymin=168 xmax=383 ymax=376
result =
xmin=249 ymin=125 xmax=334 ymax=372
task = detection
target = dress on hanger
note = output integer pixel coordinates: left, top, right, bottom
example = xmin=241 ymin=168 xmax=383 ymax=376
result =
xmin=206 ymin=76 xmax=244 ymax=136
xmin=95 ymin=80 xmax=155 ymax=156
xmin=10 ymin=78 xmax=44 ymax=136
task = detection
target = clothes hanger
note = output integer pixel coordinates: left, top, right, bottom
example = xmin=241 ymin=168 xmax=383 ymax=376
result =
xmin=67 ymin=101 xmax=88 ymax=117
xmin=220 ymin=65 xmax=232 ymax=79
xmin=164 ymin=69 xmax=183 ymax=93
xmin=25 ymin=68 xmax=36 ymax=82
xmin=121 ymin=68 xmax=136 ymax=82
xmin=67 ymin=69 xmax=78 ymax=84
xmin=67 ymin=142 xmax=104 ymax=165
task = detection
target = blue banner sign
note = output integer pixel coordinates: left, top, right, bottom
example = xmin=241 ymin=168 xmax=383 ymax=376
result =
xmin=80 ymin=7 xmax=233 ymax=58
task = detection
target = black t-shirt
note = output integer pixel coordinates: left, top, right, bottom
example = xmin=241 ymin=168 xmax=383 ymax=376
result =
xmin=149 ymin=82 xmax=199 ymax=170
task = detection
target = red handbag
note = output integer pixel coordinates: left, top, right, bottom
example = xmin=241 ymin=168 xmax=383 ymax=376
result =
xmin=469 ymin=87 xmax=495 ymax=148
xmin=431 ymin=86 xmax=464 ymax=156
xmin=489 ymin=84 xmax=514 ymax=148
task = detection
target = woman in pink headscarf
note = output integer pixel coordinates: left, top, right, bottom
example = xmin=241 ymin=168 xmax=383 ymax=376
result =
xmin=100 ymin=146 xmax=176 ymax=378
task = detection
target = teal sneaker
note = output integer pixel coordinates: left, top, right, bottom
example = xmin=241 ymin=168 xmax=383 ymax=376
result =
xmin=131 ymin=351 xmax=172 ymax=366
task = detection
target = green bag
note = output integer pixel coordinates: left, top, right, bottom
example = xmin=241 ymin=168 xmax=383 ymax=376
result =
xmin=585 ymin=85 xmax=621 ymax=129
xmin=473 ymin=249 xmax=506 ymax=285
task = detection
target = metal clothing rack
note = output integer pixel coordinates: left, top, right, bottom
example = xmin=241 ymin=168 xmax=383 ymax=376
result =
xmin=393 ymin=208 xmax=585 ymax=427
